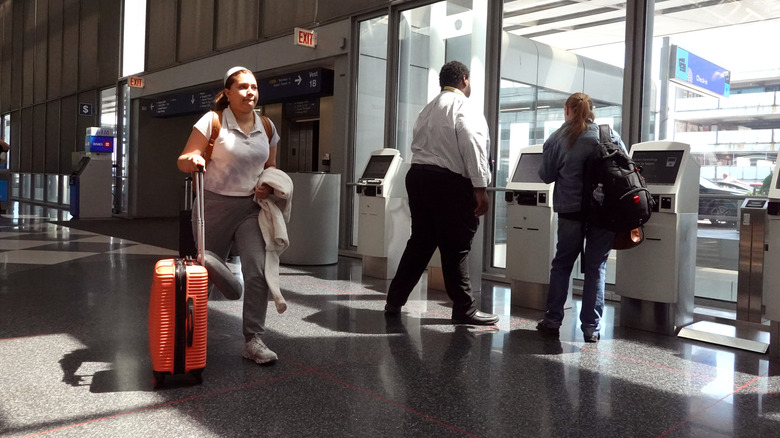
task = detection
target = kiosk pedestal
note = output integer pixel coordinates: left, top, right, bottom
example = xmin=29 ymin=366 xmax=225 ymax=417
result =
xmin=69 ymin=152 xmax=113 ymax=219
xmin=675 ymin=197 xmax=771 ymax=353
xmin=504 ymin=146 xmax=569 ymax=310
xmin=356 ymin=149 xmax=410 ymax=279
xmin=616 ymin=141 xmax=698 ymax=336
xmin=280 ymin=172 xmax=340 ymax=265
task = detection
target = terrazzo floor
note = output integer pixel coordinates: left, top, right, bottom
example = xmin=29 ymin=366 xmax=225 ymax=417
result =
xmin=1 ymin=201 xmax=780 ymax=437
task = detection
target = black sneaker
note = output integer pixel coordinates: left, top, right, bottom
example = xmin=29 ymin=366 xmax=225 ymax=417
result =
xmin=536 ymin=320 xmax=560 ymax=337
xmin=583 ymin=332 xmax=600 ymax=343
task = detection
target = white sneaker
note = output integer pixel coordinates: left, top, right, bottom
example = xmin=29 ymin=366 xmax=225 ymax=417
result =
xmin=242 ymin=335 xmax=278 ymax=364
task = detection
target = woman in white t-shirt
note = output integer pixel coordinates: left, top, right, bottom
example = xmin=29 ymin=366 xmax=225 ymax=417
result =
xmin=177 ymin=66 xmax=281 ymax=365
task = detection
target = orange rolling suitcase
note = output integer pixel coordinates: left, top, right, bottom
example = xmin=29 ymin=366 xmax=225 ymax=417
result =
xmin=149 ymin=169 xmax=209 ymax=389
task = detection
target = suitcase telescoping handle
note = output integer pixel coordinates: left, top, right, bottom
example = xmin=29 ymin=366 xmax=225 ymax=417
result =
xmin=193 ymin=166 xmax=206 ymax=266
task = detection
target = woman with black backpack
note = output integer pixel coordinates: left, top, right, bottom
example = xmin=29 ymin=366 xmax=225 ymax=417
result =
xmin=535 ymin=92 xmax=626 ymax=343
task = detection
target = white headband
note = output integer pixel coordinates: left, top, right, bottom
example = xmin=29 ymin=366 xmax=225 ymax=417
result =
xmin=223 ymin=66 xmax=249 ymax=88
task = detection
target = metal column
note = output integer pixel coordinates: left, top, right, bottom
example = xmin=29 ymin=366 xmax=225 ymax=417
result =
xmin=737 ymin=200 xmax=768 ymax=323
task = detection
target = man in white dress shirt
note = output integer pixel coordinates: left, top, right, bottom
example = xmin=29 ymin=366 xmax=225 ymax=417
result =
xmin=384 ymin=61 xmax=499 ymax=326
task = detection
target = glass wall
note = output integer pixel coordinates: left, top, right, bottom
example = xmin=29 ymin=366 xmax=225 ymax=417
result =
xmin=496 ymin=1 xmax=626 ymax=270
xmin=646 ymin=1 xmax=780 ymax=302
xmin=395 ymin=0 xmax=488 ymax=158
xmin=346 ymin=0 xmax=778 ymax=304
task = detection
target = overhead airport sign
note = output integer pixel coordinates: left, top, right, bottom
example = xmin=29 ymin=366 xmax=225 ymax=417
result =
xmin=670 ymin=45 xmax=730 ymax=98
xmin=149 ymin=89 xmax=218 ymax=117
xmin=258 ymin=68 xmax=334 ymax=104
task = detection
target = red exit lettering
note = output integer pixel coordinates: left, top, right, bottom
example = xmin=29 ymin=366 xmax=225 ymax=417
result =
xmin=294 ymin=28 xmax=316 ymax=48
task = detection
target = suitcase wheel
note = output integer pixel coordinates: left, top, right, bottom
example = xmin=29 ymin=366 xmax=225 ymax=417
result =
xmin=192 ymin=369 xmax=204 ymax=385
xmin=152 ymin=371 xmax=165 ymax=390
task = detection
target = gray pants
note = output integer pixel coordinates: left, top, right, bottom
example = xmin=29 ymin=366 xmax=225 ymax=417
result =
xmin=195 ymin=190 xmax=269 ymax=340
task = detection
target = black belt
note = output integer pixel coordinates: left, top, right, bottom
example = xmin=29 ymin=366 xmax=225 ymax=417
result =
xmin=412 ymin=163 xmax=452 ymax=174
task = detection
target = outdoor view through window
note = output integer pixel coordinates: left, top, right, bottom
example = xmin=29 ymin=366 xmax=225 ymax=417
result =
xmin=496 ymin=0 xmax=780 ymax=302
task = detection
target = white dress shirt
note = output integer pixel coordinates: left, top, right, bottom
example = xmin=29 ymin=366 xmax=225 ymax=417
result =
xmin=410 ymin=87 xmax=491 ymax=188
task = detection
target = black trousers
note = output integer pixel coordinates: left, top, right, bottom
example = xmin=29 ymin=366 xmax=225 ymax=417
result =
xmin=386 ymin=164 xmax=479 ymax=318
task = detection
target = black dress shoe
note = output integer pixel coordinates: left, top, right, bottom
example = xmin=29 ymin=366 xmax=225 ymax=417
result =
xmin=536 ymin=321 xmax=560 ymax=337
xmin=384 ymin=303 xmax=401 ymax=315
xmin=451 ymin=310 xmax=499 ymax=326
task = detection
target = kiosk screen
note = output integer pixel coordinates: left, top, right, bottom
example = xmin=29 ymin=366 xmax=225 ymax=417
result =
xmin=361 ymin=155 xmax=394 ymax=179
xmin=510 ymin=153 xmax=545 ymax=184
xmin=632 ymin=150 xmax=684 ymax=185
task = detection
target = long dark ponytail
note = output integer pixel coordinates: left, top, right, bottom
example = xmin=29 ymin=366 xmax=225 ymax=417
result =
xmin=561 ymin=92 xmax=595 ymax=148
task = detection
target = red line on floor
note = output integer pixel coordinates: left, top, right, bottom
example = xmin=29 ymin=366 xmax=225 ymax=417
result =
xmin=655 ymin=376 xmax=762 ymax=437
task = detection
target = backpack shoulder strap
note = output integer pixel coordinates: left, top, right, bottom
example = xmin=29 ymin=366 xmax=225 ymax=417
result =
xmin=259 ymin=114 xmax=273 ymax=144
xmin=598 ymin=124 xmax=612 ymax=144
xmin=204 ymin=110 xmax=222 ymax=167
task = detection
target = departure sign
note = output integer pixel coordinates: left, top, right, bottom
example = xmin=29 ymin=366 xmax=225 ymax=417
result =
xmin=258 ymin=68 xmax=334 ymax=104
xmin=670 ymin=45 xmax=730 ymax=98
xmin=149 ymin=89 xmax=218 ymax=117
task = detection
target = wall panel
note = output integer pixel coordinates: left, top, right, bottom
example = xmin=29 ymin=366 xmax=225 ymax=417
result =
xmin=317 ymin=0 xmax=389 ymax=22
xmin=178 ymin=0 xmax=214 ymax=62
xmin=0 ymin=0 xmax=11 ymax=112
xmin=59 ymin=95 xmax=77 ymax=173
xmin=21 ymin=0 xmax=33 ymax=106
xmin=47 ymin=0 xmax=63 ymax=99
xmin=216 ymin=0 xmax=258 ymax=50
xmin=97 ymin=0 xmax=120 ymax=86
xmin=10 ymin=0 xmax=21 ymax=108
xmin=32 ymin=103 xmax=45 ymax=172
xmin=78 ymin=0 xmax=98 ymax=90
xmin=146 ymin=0 xmax=176 ymax=71
xmin=20 ymin=106 xmax=32 ymax=172
xmin=45 ymin=100 xmax=60 ymax=173
xmin=61 ymin=0 xmax=79 ymax=95
xmin=262 ymin=0 xmax=314 ymax=37
xmin=34 ymin=0 xmax=48 ymax=104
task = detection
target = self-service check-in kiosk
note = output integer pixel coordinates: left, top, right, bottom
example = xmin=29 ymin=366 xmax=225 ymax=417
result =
xmin=615 ymin=141 xmax=699 ymax=336
xmin=356 ymin=149 xmax=410 ymax=279
xmin=69 ymin=127 xmax=114 ymax=219
xmin=505 ymin=145 xmax=570 ymax=309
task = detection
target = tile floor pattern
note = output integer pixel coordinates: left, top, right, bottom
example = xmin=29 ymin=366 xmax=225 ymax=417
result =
xmin=2 ymin=202 xmax=780 ymax=437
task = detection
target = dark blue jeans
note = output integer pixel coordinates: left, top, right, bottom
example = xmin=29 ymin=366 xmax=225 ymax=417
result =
xmin=386 ymin=165 xmax=479 ymax=318
xmin=543 ymin=217 xmax=614 ymax=335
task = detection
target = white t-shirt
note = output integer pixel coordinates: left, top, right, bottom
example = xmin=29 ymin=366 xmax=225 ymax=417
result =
xmin=193 ymin=107 xmax=280 ymax=196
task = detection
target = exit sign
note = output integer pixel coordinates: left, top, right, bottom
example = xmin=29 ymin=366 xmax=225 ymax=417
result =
xmin=128 ymin=76 xmax=144 ymax=88
xmin=294 ymin=28 xmax=316 ymax=48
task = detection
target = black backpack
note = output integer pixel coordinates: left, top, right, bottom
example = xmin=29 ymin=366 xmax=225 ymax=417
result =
xmin=582 ymin=125 xmax=654 ymax=232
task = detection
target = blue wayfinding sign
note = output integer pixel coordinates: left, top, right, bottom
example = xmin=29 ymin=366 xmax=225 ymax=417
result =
xmin=671 ymin=45 xmax=730 ymax=98
xmin=149 ymin=89 xmax=219 ymax=117
xmin=258 ymin=68 xmax=334 ymax=104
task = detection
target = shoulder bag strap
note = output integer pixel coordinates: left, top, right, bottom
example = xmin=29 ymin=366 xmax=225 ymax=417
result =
xmin=259 ymin=114 xmax=273 ymax=144
xmin=204 ymin=110 xmax=222 ymax=167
